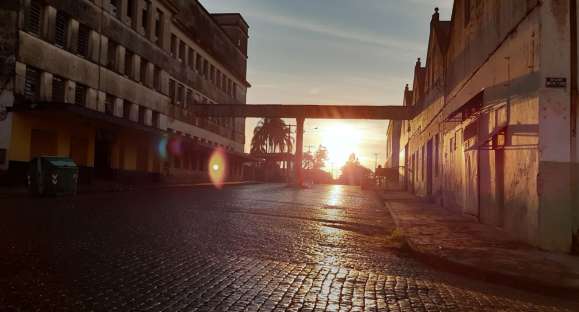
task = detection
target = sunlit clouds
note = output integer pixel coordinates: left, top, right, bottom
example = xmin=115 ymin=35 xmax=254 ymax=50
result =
xmin=200 ymin=0 xmax=452 ymax=169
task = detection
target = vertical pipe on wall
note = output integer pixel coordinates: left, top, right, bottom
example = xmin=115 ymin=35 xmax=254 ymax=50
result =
xmin=570 ymin=0 xmax=579 ymax=253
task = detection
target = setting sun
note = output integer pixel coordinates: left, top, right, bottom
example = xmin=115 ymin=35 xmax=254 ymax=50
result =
xmin=320 ymin=123 xmax=362 ymax=168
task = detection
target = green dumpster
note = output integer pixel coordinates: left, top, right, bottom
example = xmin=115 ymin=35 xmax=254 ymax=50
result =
xmin=27 ymin=157 xmax=79 ymax=196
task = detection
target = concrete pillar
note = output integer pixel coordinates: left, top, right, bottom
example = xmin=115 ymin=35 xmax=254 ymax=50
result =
xmin=133 ymin=55 xmax=141 ymax=82
xmin=43 ymin=6 xmax=56 ymax=43
xmin=113 ymin=98 xmax=123 ymax=117
xmin=67 ymin=19 xmax=79 ymax=53
xmin=144 ymin=108 xmax=152 ymax=126
xmin=89 ymin=30 xmax=100 ymax=63
xmin=129 ymin=103 xmax=139 ymax=122
xmin=14 ymin=62 xmax=26 ymax=95
xmin=117 ymin=46 xmax=126 ymax=75
xmin=40 ymin=72 xmax=53 ymax=102
xmin=86 ymin=88 xmax=98 ymax=110
xmin=64 ymin=80 xmax=75 ymax=104
xmin=294 ymin=117 xmax=305 ymax=186
xmin=96 ymin=90 xmax=106 ymax=112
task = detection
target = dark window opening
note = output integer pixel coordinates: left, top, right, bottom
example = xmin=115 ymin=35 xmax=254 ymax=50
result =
xmin=179 ymin=41 xmax=185 ymax=62
xmin=188 ymin=48 xmax=194 ymax=69
xmin=169 ymin=79 xmax=175 ymax=103
xmin=126 ymin=0 xmax=134 ymax=19
xmin=105 ymin=94 xmax=115 ymax=115
xmin=140 ymin=59 xmax=148 ymax=85
xmin=177 ymin=84 xmax=184 ymax=106
xmin=55 ymin=11 xmax=68 ymax=49
xmin=138 ymin=106 xmax=146 ymax=124
xmin=170 ymin=34 xmax=177 ymax=56
xmin=152 ymin=111 xmax=160 ymax=128
xmin=196 ymin=55 xmax=202 ymax=73
xmin=24 ymin=67 xmax=41 ymax=100
xmin=0 ymin=149 xmax=6 ymax=165
xmin=28 ymin=0 xmax=42 ymax=36
xmin=78 ymin=24 xmax=90 ymax=57
xmin=186 ymin=89 xmax=193 ymax=110
xmin=107 ymin=41 xmax=117 ymax=70
xmin=52 ymin=76 xmax=65 ymax=102
xmin=125 ymin=50 xmax=133 ymax=78
xmin=154 ymin=9 xmax=163 ymax=45
xmin=123 ymin=100 xmax=132 ymax=119
xmin=110 ymin=0 xmax=119 ymax=16
xmin=75 ymin=84 xmax=87 ymax=106
xmin=153 ymin=66 xmax=161 ymax=91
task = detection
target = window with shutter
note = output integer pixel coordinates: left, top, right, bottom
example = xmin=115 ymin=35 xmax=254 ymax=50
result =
xmin=107 ymin=41 xmax=117 ymax=70
xmin=75 ymin=84 xmax=87 ymax=106
xmin=125 ymin=50 xmax=133 ymax=78
xmin=140 ymin=59 xmax=148 ymax=85
xmin=24 ymin=67 xmax=41 ymax=100
xmin=105 ymin=94 xmax=115 ymax=115
xmin=52 ymin=76 xmax=65 ymax=102
xmin=28 ymin=0 xmax=42 ymax=36
xmin=78 ymin=24 xmax=90 ymax=57
xmin=55 ymin=11 xmax=68 ymax=49
xmin=169 ymin=79 xmax=175 ymax=103
xmin=123 ymin=100 xmax=132 ymax=119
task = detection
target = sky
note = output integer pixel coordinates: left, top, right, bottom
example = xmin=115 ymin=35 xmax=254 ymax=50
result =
xmin=200 ymin=0 xmax=453 ymax=172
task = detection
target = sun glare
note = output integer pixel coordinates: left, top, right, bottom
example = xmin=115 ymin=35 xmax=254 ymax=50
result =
xmin=320 ymin=123 xmax=361 ymax=168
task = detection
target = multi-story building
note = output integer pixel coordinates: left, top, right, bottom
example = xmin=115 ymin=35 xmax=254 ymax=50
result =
xmin=388 ymin=1 xmax=578 ymax=253
xmin=0 ymin=0 xmax=252 ymax=185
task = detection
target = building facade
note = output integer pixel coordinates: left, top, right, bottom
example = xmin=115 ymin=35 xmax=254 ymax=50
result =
xmin=0 ymin=0 xmax=252 ymax=185
xmin=388 ymin=1 xmax=579 ymax=253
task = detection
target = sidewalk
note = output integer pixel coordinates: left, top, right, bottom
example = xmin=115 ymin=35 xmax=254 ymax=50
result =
xmin=380 ymin=191 xmax=579 ymax=295
xmin=0 ymin=181 xmax=260 ymax=199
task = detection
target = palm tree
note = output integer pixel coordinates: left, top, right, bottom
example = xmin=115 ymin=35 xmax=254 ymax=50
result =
xmin=250 ymin=118 xmax=293 ymax=155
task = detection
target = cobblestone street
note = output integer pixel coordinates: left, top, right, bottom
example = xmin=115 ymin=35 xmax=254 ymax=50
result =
xmin=0 ymin=184 xmax=576 ymax=311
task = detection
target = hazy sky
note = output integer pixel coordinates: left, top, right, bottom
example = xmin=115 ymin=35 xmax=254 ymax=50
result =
xmin=200 ymin=0 xmax=452 ymax=170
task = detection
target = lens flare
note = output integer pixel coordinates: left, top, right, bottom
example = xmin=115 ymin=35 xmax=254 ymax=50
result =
xmin=157 ymin=137 xmax=168 ymax=160
xmin=208 ymin=148 xmax=227 ymax=189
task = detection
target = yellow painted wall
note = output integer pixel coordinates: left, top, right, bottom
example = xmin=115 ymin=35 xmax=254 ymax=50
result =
xmin=8 ymin=112 xmax=96 ymax=166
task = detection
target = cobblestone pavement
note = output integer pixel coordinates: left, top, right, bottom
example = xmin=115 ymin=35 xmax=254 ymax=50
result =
xmin=0 ymin=184 xmax=576 ymax=311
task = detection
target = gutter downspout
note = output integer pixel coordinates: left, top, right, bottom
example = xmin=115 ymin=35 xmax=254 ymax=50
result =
xmin=570 ymin=0 xmax=578 ymax=254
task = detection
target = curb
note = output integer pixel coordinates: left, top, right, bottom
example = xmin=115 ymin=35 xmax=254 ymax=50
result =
xmin=381 ymin=197 xmax=579 ymax=300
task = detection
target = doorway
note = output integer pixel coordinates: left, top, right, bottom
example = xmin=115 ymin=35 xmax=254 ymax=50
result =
xmin=94 ymin=129 xmax=113 ymax=179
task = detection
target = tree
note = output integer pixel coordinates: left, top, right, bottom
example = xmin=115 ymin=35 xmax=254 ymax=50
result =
xmin=339 ymin=153 xmax=372 ymax=186
xmin=313 ymin=145 xmax=328 ymax=170
xmin=250 ymin=118 xmax=293 ymax=155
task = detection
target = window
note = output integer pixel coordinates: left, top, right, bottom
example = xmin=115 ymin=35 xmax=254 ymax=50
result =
xmin=24 ymin=67 xmax=41 ymax=100
xmin=203 ymin=60 xmax=209 ymax=79
xmin=125 ymin=50 xmax=133 ymax=78
xmin=153 ymin=66 xmax=161 ymax=91
xmin=196 ymin=55 xmax=202 ymax=72
xmin=170 ymin=34 xmax=177 ymax=56
xmin=210 ymin=65 xmax=215 ymax=83
xmin=77 ymin=24 xmax=90 ymax=57
xmin=52 ymin=76 xmax=65 ymax=102
xmin=138 ymin=106 xmax=146 ymax=124
xmin=123 ymin=100 xmax=132 ymax=119
xmin=28 ymin=0 xmax=43 ymax=36
xmin=221 ymin=75 xmax=226 ymax=91
xmin=233 ymin=83 xmax=237 ymax=99
xmin=126 ymin=0 xmax=134 ymax=19
xmin=152 ymin=111 xmax=160 ymax=128
xmin=55 ymin=11 xmax=69 ymax=49
xmin=179 ymin=41 xmax=185 ymax=62
xmin=140 ymin=59 xmax=148 ymax=85
xmin=169 ymin=79 xmax=175 ymax=103
xmin=142 ymin=1 xmax=150 ymax=32
xmin=188 ymin=48 xmax=194 ymax=69
xmin=75 ymin=83 xmax=87 ymax=106
xmin=216 ymin=71 xmax=221 ymax=89
xmin=105 ymin=94 xmax=115 ymax=115
xmin=107 ymin=40 xmax=117 ymax=70
xmin=186 ymin=89 xmax=193 ymax=110
xmin=177 ymin=84 xmax=184 ymax=106
xmin=109 ymin=0 xmax=119 ymax=16
xmin=154 ymin=9 xmax=163 ymax=45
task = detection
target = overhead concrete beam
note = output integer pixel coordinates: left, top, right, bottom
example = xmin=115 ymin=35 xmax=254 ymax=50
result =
xmin=189 ymin=104 xmax=413 ymax=120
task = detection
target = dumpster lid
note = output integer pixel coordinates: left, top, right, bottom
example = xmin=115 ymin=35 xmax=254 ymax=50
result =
xmin=35 ymin=156 xmax=77 ymax=168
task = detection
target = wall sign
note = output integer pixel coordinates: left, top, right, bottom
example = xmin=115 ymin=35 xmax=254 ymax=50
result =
xmin=546 ymin=77 xmax=567 ymax=88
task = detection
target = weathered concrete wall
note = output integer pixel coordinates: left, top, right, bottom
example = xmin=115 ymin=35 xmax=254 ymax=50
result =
xmin=0 ymin=2 xmax=19 ymax=171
